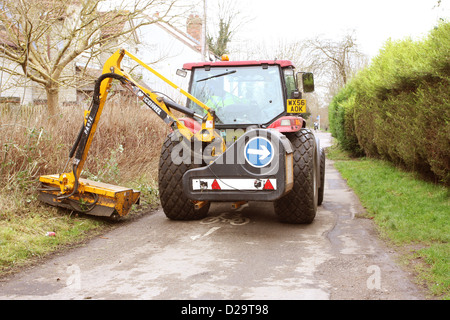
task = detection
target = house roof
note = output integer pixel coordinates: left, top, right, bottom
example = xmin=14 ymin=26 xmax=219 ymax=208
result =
xmin=0 ymin=5 xmax=130 ymax=48
xmin=152 ymin=20 xmax=201 ymax=53
xmin=98 ymin=10 xmax=129 ymax=39
xmin=0 ymin=12 xmax=20 ymax=49
xmin=0 ymin=29 xmax=17 ymax=48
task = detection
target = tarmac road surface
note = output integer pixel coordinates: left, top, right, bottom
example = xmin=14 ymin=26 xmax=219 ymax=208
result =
xmin=0 ymin=132 xmax=426 ymax=300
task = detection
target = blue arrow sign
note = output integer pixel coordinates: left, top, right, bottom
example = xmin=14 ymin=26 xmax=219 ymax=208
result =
xmin=245 ymin=137 xmax=274 ymax=168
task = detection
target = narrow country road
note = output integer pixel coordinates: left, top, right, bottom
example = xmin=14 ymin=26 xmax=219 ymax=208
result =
xmin=0 ymin=132 xmax=425 ymax=300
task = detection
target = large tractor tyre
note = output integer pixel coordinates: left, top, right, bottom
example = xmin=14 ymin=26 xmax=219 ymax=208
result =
xmin=158 ymin=133 xmax=210 ymax=221
xmin=274 ymin=129 xmax=318 ymax=224
xmin=318 ymin=147 xmax=325 ymax=206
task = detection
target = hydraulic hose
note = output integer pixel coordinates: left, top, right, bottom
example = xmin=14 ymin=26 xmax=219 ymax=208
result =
xmin=73 ymin=73 xmax=127 ymax=167
xmin=69 ymin=123 xmax=84 ymax=159
xmin=58 ymin=73 xmax=127 ymax=200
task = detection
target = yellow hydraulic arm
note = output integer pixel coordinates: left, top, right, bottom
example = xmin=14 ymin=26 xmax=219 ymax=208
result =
xmin=39 ymin=49 xmax=220 ymax=218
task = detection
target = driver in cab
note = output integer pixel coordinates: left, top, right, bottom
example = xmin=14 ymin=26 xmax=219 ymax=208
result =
xmin=204 ymin=80 xmax=245 ymax=111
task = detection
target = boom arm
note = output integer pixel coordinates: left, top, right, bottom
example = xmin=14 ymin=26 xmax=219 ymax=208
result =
xmin=39 ymin=49 xmax=221 ymax=217
xmin=59 ymin=49 xmax=221 ymax=197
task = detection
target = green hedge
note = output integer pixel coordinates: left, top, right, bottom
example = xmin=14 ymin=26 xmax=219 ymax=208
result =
xmin=329 ymin=20 xmax=450 ymax=184
xmin=328 ymin=83 xmax=363 ymax=156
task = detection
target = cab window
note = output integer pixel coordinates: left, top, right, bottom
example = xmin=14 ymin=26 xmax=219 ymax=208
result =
xmin=284 ymin=68 xmax=296 ymax=99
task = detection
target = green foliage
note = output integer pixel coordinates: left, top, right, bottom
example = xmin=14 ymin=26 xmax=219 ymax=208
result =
xmin=207 ymin=18 xmax=232 ymax=57
xmin=328 ymin=20 xmax=450 ymax=184
xmin=328 ymin=82 xmax=363 ymax=156
xmin=84 ymin=144 xmax=124 ymax=184
xmin=1 ymin=126 xmax=48 ymax=191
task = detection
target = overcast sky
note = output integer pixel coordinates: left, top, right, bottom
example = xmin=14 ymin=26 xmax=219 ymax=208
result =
xmin=222 ymin=0 xmax=449 ymax=60
xmin=101 ymin=0 xmax=448 ymax=61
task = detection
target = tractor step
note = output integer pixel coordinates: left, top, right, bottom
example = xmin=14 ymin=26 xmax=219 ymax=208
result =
xmin=38 ymin=175 xmax=140 ymax=218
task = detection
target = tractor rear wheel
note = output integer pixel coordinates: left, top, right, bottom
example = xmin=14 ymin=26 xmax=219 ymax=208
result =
xmin=158 ymin=132 xmax=210 ymax=220
xmin=274 ymin=129 xmax=318 ymax=224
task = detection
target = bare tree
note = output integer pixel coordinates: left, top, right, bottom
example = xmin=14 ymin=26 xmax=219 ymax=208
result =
xmin=206 ymin=0 xmax=250 ymax=58
xmin=303 ymin=32 xmax=368 ymax=93
xmin=0 ymin=0 xmax=185 ymax=117
xmin=258 ymin=33 xmax=367 ymax=128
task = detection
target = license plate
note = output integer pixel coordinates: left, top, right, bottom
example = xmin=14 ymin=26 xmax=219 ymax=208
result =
xmin=287 ymin=99 xmax=306 ymax=113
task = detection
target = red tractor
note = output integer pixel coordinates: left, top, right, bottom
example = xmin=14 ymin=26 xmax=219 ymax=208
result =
xmin=39 ymin=50 xmax=325 ymax=224
xmin=159 ymin=56 xmax=325 ymax=224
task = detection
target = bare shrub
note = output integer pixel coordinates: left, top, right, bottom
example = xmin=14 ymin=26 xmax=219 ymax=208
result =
xmin=0 ymin=96 xmax=170 ymax=192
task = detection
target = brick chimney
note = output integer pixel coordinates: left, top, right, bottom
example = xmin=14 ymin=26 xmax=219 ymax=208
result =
xmin=187 ymin=14 xmax=202 ymax=42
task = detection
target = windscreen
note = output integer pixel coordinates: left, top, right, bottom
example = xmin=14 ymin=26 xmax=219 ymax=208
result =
xmin=188 ymin=66 xmax=285 ymax=125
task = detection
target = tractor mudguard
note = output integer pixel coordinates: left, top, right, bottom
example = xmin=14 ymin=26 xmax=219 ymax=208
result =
xmin=182 ymin=129 xmax=294 ymax=202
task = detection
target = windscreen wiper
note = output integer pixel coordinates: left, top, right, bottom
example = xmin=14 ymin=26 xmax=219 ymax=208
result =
xmin=197 ymin=70 xmax=237 ymax=82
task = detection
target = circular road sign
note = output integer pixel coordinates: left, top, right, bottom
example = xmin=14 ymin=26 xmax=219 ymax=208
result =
xmin=244 ymin=137 xmax=274 ymax=168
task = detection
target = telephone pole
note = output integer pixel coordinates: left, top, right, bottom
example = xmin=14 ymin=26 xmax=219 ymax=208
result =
xmin=201 ymin=0 xmax=207 ymax=61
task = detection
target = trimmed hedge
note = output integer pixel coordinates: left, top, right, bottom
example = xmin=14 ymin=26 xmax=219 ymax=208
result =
xmin=328 ymin=83 xmax=363 ymax=156
xmin=329 ymin=20 xmax=450 ymax=184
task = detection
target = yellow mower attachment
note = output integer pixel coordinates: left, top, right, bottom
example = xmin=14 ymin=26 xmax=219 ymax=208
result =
xmin=39 ymin=175 xmax=140 ymax=218
xmin=38 ymin=49 xmax=221 ymax=218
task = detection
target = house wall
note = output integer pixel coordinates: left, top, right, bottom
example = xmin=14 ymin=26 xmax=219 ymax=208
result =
xmin=1 ymin=12 xmax=208 ymax=108
xmin=136 ymin=22 xmax=205 ymax=104
xmin=0 ymin=58 xmax=34 ymax=105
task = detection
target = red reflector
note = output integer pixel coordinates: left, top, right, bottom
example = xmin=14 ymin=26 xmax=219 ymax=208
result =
xmin=212 ymin=179 xmax=221 ymax=190
xmin=263 ymin=179 xmax=274 ymax=190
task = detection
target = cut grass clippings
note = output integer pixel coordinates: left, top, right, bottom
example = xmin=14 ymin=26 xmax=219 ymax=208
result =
xmin=327 ymin=144 xmax=450 ymax=299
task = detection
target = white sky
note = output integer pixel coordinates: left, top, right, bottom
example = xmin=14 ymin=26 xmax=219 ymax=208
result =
xmin=221 ymin=0 xmax=449 ymax=60
xmin=100 ymin=1 xmax=449 ymax=60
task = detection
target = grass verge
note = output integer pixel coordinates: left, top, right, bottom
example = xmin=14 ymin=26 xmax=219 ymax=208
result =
xmin=0 ymin=179 xmax=159 ymax=277
xmin=327 ymin=143 xmax=449 ymax=299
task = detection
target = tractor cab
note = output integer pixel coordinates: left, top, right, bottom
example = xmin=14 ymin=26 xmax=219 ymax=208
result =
xmin=181 ymin=57 xmax=314 ymax=130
